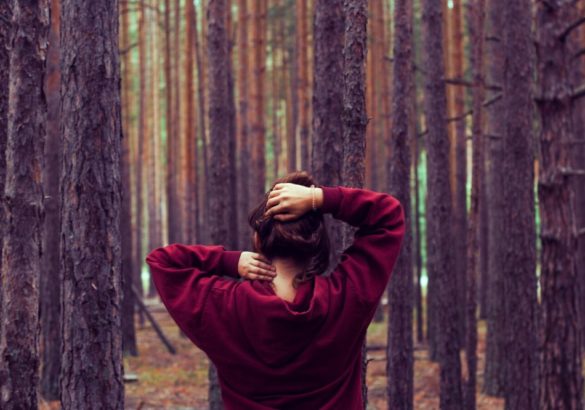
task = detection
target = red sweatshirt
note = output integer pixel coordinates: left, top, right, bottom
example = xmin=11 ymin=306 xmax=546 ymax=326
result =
xmin=145 ymin=185 xmax=405 ymax=409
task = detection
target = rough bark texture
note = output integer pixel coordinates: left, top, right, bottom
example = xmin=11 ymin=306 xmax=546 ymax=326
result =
xmin=420 ymin=0 xmax=464 ymax=407
xmin=340 ymin=2 xmax=367 ymax=408
xmin=0 ymin=0 xmax=9 ymax=335
xmin=572 ymin=0 xmax=585 ymax=355
xmin=501 ymin=1 xmax=539 ymax=408
xmin=59 ymin=0 xmax=125 ymax=408
xmin=535 ymin=1 xmax=584 ymax=408
xmin=120 ymin=0 xmax=137 ymax=357
xmin=0 ymin=1 xmax=48 ymax=408
xmin=451 ymin=0 xmax=467 ymax=345
xmin=312 ymin=0 xmax=345 ymax=270
xmin=464 ymin=0 xmax=485 ymax=407
xmin=236 ymin=0 xmax=250 ymax=250
xmin=40 ymin=0 xmax=63 ymax=398
xmin=226 ymin=0 xmax=238 ymax=251
xmin=249 ymin=0 xmax=267 ymax=204
xmin=387 ymin=0 xmax=414 ymax=407
xmin=207 ymin=0 xmax=231 ymax=407
xmin=296 ymin=0 xmax=309 ymax=171
xmin=483 ymin=0 xmax=506 ymax=396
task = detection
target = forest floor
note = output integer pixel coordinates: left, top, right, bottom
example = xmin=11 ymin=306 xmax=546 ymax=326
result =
xmin=41 ymin=299 xmax=505 ymax=410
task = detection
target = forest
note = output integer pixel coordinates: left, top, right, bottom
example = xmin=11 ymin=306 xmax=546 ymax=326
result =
xmin=0 ymin=0 xmax=584 ymax=409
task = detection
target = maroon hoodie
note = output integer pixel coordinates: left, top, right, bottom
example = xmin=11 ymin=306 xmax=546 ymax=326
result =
xmin=145 ymin=185 xmax=405 ymax=409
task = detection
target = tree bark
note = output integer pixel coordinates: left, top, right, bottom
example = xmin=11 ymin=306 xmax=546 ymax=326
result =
xmin=0 ymin=1 xmax=48 ymax=408
xmin=120 ymin=0 xmax=138 ymax=357
xmin=59 ymin=0 xmax=125 ymax=407
xmin=535 ymin=1 xmax=584 ymax=408
xmin=341 ymin=2 xmax=367 ymax=408
xmin=501 ymin=0 xmax=539 ymax=408
xmin=236 ymin=0 xmax=250 ymax=250
xmin=0 ymin=0 xmax=9 ymax=343
xmin=296 ymin=0 xmax=309 ymax=172
xmin=464 ymin=0 xmax=485 ymax=408
xmin=40 ymin=0 xmax=64 ymax=398
xmin=207 ymin=0 xmax=231 ymax=407
xmin=312 ymin=0 xmax=345 ymax=269
xmin=421 ymin=0 xmax=464 ymax=407
xmin=387 ymin=0 xmax=414 ymax=407
xmin=482 ymin=0 xmax=506 ymax=396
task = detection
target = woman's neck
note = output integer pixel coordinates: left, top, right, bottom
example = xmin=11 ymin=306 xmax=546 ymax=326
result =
xmin=270 ymin=257 xmax=304 ymax=302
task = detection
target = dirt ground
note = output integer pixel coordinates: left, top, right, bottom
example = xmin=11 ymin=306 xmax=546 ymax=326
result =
xmin=41 ymin=300 xmax=504 ymax=410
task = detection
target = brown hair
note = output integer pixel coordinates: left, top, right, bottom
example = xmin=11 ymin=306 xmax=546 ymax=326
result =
xmin=248 ymin=171 xmax=330 ymax=288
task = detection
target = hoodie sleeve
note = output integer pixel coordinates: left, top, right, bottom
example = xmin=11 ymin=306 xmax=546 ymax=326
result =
xmin=318 ymin=185 xmax=405 ymax=308
xmin=145 ymin=244 xmax=242 ymax=343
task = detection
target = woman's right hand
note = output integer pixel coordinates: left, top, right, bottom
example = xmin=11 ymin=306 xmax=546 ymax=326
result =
xmin=264 ymin=183 xmax=323 ymax=222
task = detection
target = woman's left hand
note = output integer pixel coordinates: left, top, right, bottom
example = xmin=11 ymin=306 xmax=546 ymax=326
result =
xmin=237 ymin=251 xmax=277 ymax=281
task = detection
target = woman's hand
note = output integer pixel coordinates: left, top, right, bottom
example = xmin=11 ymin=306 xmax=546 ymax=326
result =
xmin=237 ymin=251 xmax=277 ymax=281
xmin=264 ymin=183 xmax=322 ymax=222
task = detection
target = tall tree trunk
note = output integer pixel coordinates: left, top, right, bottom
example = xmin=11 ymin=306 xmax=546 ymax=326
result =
xmin=226 ymin=0 xmax=238 ymax=250
xmin=0 ymin=0 xmax=9 ymax=344
xmin=312 ymin=0 xmax=344 ymax=268
xmin=120 ymin=0 xmax=138 ymax=356
xmin=250 ymin=0 xmax=267 ymax=203
xmin=387 ymin=0 xmax=414 ymax=407
xmin=501 ymin=0 xmax=539 ymax=408
xmin=0 ymin=1 xmax=48 ymax=408
xmin=40 ymin=0 xmax=63 ymax=399
xmin=207 ymin=0 xmax=231 ymax=407
xmin=236 ymin=0 xmax=250 ymax=250
xmin=60 ymin=0 xmax=124 ymax=408
xmin=193 ymin=0 xmax=208 ymax=244
xmin=421 ymin=0 xmax=464 ymax=407
xmin=296 ymin=0 xmax=309 ymax=171
xmin=572 ymin=0 xmax=585 ymax=356
xmin=451 ymin=0 xmax=467 ymax=345
xmin=464 ymin=0 xmax=485 ymax=408
xmin=340 ymin=2 xmax=367 ymax=408
xmin=483 ymin=0 xmax=506 ymax=396
xmin=535 ymin=1 xmax=584 ymax=408
xmin=185 ymin=0 xmax=199 ymax=245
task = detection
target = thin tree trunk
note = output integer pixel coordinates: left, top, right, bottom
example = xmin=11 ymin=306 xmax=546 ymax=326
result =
xmin=296 ymin=0 xmax=309 ymax=171
xmin=312 ymin=0 xmax=345 ymax=268
xmin=207 ymin=0 xmax=231 ymax=407
xmin=421 ymin=0 xmax=464 ymax=407
xmin=501 ymin=0 xmax=539 ymax=408
xmin=483 ymin=0 xmax=506 ymax=396
xmin=40 ymin=0 xmax=63 ymax=398
xmin=226 ymin=0 xmax=238 ymax=251
xmin=236 ymin=0 xmax=250 ymax=250
xmin=0 ymin=0 xmax=9 ymax=345
xmin=464 ymin=0 xmax=485 ymax=407
xmin=185 ymin=0 xmax=199 ymax=245
xmin=341 ymin=2 xmax=367 ymax=409
xmin=535 ymin=1 xmax=584 ymax=408
xmin=387 ymin=0 xmax=414 ymax=407
xmin=0 ymin=1 xmax=48 ymax=408
xmin=59 ymin=0 xmax=125 ymax=407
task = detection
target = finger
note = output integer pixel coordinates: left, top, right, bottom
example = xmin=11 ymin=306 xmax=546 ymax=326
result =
xmin=251 ymin=252 xmax=271 ymax=264
xmin=252 ymin=266 xmax=277 ymax=277
xmin=251 ymin=257 xmax=275 ymax=271
xmin=256 ymin=262 xmax=277 ymax=273
xmin=265 ymin=195 xmax=281 ymax=210
xmin=272 ymin=183 xmax=285 ymax=191
xmin=266 ymin=202 xmax=286 ymax=216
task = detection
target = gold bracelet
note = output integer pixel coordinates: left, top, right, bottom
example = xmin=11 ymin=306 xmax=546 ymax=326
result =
xmin=310 ymin=184 xmax=316 ymax=211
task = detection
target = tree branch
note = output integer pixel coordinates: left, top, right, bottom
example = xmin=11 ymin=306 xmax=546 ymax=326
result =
xmin=444 ymin=77 xmax=502 ymax=91
xmin=559 ymin=15 xmax=585 ymax=40
xmin=572 ymin=83 xmax=585 ymax=100
xmin=560 ymin=167 xmax=585 ymax=176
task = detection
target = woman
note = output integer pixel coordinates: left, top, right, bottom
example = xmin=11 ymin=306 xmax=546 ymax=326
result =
xmin=145 ymin=171 xmax=405 ymax=409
